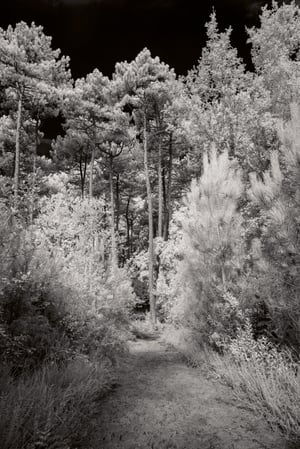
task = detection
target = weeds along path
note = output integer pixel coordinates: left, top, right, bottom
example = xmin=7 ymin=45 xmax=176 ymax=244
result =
xmin=96 ymin=339 xmax=286 ymax=449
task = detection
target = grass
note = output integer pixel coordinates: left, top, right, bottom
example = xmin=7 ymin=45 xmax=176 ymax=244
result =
xmin=161 ymin=324 xmax=300 ymax=443
xmin=160 ymin=324 xmax=207 ymax=367
xmin=210 ymin=350 xmax=300 ymax=441
xmin=130 ymin=313 xmax=163 ymax=340
xmin=207 ymin=324 xmax=300 ymax=444
xmin=0 ymin=357 xmax=115 ymax=449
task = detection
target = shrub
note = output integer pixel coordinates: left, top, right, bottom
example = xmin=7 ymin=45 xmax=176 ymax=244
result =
xmin=248 ymin=104 xmax=300 ymax=349
xmin=169 ymin=148 xmax=246 ymax=344
xmin=130 ymin=312 xmax=163 ymax=339
xmin=0 ymin=358 xmax=114 ymax=449
xmin=211 ymin=322 xmax=300 ymax=442
xmin=0 ymin=194 xmax=133 ymax=370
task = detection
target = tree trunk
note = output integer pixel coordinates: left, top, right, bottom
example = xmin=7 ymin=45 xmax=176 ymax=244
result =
xmin=162 ymin=165 xmax=167 ymax=215
xmin=89 ymin=145 xmax=95 ymax=199
xmin=109 ymin=154 xmax=118 ymax=268
xmin=221 ymin=265 xmax=226 ymax=288
xmin=125 ymin=195 xmax=131 ymax=258
xmin=29 ymin=118 xmax=39 ymax=223
xmin=79 ymin=152 xmax=87 ymax=198
xmin=143 ymin=114 xmax=156 ymax=325
xmin=33 ymin=119 xmax=39 ymax=178
xmin=130 ymin=218 xmax=134 ymax=256
xmin=163 ymin=133 xmax=173 ymax=241
xmin=158 ymin=137 xmax=163 ymax=238
xmin=13 ymin=93 xmax=22 ymax=211
xmin=116 ymin=173 xmax=120 ymax=232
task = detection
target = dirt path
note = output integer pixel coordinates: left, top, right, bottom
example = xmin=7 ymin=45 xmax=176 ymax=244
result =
xmin=96 ymin=339 xmax=287 ymax=449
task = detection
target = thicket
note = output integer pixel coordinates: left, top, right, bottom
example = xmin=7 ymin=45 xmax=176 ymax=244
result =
xmin=0 ymin=193 xmax=134 ymax=448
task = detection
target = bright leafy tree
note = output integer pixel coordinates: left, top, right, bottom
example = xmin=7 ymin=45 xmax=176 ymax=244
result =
xmin=174 ymin=147 xmax=245 ymax=341
xmin=0 ymin=21 xmax=71 ymax=210
xmin=248 ymin=103 xmax=300 ymax=348
xmin=248 ymin=1 xmax=300 ymax=119
xmin=61 ymin=69 xmax=110 ymax=199
xmin=113 ymin=48 xmax=176 ymax=324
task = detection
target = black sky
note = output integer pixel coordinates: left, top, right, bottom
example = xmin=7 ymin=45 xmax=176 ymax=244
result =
xmin=0 ymin=0 xmax=285 ymax=78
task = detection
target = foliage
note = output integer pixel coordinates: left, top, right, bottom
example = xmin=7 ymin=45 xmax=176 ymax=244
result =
xmin=172 ymin=147 xmax=245 ymax=343
xmin=186 ymin=11 xmax=248 ymax=102
xmin=185 ymin=12 xmax=276 ymax=175
xmin=248 ymin=103 xmax=300 ymax=349
xmin=130 ymin=312 xmax=161 ymax=340
xmin=211 ymin=321 xmax=300 ymax=442
xmin=248 ymin=0 xmax=300 ymax=119
xmin=0 ymin=194 xmax=134 ymax=370
xmin=0 ymin=358 xmax=114 ymax=449
xmin=155 ymin=212 xmax=184 ymax=320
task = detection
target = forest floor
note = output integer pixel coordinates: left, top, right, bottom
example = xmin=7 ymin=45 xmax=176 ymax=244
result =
xmin=95 ymin=338 xmax=289 ymax=449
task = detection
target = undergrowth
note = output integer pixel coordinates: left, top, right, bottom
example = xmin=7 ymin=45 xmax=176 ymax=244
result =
xmin=0 ymin=200 xmax=132 ymax=448
xmin=0 ymin=357 xmax=114 ymax=449
xmin=210 ymin=321 xmax=300 ymax=443
xmin=162 ymin=323 xmax=300 ymax=443
xmin=130 ymin=313 xmax=163 ymax=340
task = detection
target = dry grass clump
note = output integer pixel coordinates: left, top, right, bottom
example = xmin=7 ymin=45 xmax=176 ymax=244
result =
xmin=210 ymin=321 xmax=300 ymax=443
xmin=130 ymin=313 xmax=163 ymax=340
xmin=0 ymin=357 xmax=114 ymax=449
xmin=162 ymin=323 xmax=300 ymax=442
xmin=160 ymin=325 xmax=207 ymax=366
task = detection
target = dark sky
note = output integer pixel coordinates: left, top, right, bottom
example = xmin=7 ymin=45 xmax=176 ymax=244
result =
xmin=0 ymin=0 xmax=282 ymax=78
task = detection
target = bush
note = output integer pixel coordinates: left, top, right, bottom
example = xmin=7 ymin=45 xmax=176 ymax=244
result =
xmin=130 ymin=312 xmax=163 ymax=339
xmin=248 ymin=105 xmax=300 ymax=349
xmin=0 ymin=358 xmax=114 ymax=449
xmin=0 ymin=194 xmax=133 ymax=370
xmin=211 ymin=322 xmax=300 ymax=442
xmin=169 ymin=148 xmax=246 ymax=345
xmin=0 ymin=195 xmax=131 ymax=448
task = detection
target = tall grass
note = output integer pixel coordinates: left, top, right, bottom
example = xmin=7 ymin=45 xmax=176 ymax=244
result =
xmin=210 ymin=323 xmax=300 ymax=442
xmin=130 ymin=313 xmax=164 ymax=339
xmin=0 ymin=358 xmax=114 ymax=449
xmin=162 ymin=323 xmax=300 ymax=442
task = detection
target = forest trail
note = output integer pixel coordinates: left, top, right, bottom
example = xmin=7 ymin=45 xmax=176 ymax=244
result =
xmin=96 ymin=338 xmax=287 ymax=449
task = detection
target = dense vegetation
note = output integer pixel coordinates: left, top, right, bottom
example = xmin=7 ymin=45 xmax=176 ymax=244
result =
xmin=0 ymin=1 xmax=300 ymax=447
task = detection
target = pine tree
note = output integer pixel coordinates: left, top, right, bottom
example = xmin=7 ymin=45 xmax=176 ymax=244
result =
xmin=61 ymin=69 xmax=111 ymax=199
xmin=184 ymin=12 xmax=274 ymax=175
xmin=248 ymin=1 xmax=300 ymax=119
xmin=113 ymin=48 xmax=176 ymax=324
xmin=0 ymin=21 xmax=71 ymax=212
xmin=249 ymin=102 xmax=300 ymax=348
xmin=186 ymin=11 xmax=248 ymax=102
xmin=176 ymin=147 xmax=244 ymax=341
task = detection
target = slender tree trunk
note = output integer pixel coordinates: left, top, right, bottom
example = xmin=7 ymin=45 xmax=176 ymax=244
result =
xmin=89 ymin=146 xmax=95 ymax=199
xmin=30 ymin=119 xmax=39 ymax=223
xmin=221 ymin=265 xmax=226 ymax=288
xmin=125 ymin=195 xmax=131 ymax=258
xmin=33 ymin=120 xmax=39 ymax=177
xmin=109 ymin=154 xmax=118 ymax=268
xmin=143 ymin=114 xmax=156 ymax=325
xmin=163 ymin=133 xmax=173 ymax=241
xmin=79 ymin=152 xmax=87 ymax=198
xmin=116 ymin=173 xmax=120 ymax=232
xmin=162 ymin=166 xmax=167 ymax=210
xmin=158 ymin=137 xmax=163 ymax=238
xmin=13 ymin=92 xmax=23 ymax=211
xmin=130 ymin=218 xmax=134 ymax=256
xmin=162 ymin=166 xmax=167 ymax=235
xmin=84 ymin=156 xmax=87 ymax=193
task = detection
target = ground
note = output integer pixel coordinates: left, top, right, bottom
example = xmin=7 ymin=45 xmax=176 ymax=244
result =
xmin=96 ymin=338 xmax=288 ymax=449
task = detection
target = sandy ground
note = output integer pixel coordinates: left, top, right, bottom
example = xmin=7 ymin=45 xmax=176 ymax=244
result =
xmin=95 ymin=338 xmax=288 ymax=449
